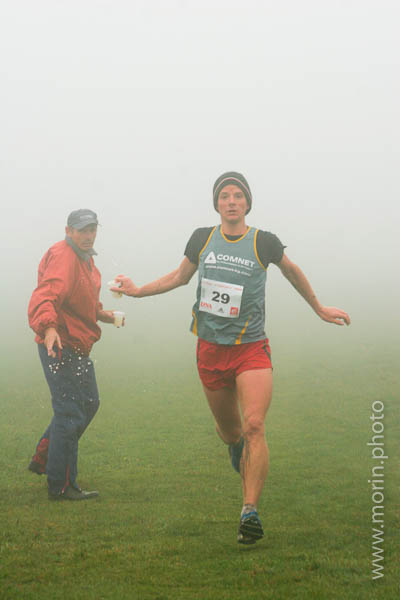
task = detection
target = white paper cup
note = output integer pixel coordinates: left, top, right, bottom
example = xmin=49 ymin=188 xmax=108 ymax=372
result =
xmin=108 ymin=280 xmax=123 ymax=298
xmin=113 ymin=311 xmax=125 ymax=328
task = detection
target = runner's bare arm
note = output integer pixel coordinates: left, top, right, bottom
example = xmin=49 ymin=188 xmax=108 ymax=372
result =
xmin=277 ymin=254 xmax=351 ymax=326
xmin=112 ymin=257 xmax=198 ymax=298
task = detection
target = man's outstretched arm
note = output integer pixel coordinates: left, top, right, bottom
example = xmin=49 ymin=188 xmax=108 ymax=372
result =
xmin=277 ymin=254 xmax=351 ymax=326
xmin=112 ymin=257 xmax=198 ymax=298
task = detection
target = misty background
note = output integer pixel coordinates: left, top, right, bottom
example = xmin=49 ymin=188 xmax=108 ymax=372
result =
xmin=1 ymin=1 xmax=399 ymax=388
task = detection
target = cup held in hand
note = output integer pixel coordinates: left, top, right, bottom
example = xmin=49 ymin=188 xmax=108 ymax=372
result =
xmin=108 ymin=280 xmax=123 ymax=298
xmin=113 ymin=311 xmax=125 ymax=328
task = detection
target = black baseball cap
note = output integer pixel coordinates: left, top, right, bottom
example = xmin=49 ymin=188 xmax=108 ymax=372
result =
xmin=67 ymin=209 xmax=98 ymax=230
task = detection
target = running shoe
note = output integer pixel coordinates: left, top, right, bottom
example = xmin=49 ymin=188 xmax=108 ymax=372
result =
xmin=228 ymin=436 xmax=244 ymax=473
xmin=237 ymin=510 xmax=264 ymax=545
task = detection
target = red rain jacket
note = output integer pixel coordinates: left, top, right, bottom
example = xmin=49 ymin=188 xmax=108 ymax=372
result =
xmin=28 ymin=240 xmax=103 ymax=356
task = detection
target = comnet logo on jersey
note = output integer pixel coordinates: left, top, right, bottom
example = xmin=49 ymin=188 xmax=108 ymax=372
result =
xmin=204 ymin=251 xmax=255 ymax=269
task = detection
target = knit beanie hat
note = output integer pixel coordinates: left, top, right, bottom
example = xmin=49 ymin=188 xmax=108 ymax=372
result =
xmin=213 ymin=172 xmax=252 ymax=214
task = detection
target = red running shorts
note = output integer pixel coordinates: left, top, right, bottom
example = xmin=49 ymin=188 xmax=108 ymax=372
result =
xmin=196 ymin=337 xmax=272 ymax=391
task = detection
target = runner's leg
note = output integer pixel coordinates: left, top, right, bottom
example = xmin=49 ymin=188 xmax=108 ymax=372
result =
xmin=202 ymin=384 xmax=242 ymax=445
xmin=236 ymin=368 xmax=273 ymax=507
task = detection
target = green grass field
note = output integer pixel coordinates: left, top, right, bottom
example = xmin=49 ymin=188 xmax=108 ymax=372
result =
xmin=0 ymin=337 xmax=398 ymax=600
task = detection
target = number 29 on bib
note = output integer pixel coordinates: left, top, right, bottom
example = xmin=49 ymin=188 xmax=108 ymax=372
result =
xmin=199 ymin=278 xmax=243 ymax=319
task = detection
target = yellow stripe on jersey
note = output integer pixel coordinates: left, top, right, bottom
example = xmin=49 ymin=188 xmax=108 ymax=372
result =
xmin=254 ymin=229 xmax=266 ymax=270
xmin=221 ymin=226 xmax=250 ymax=243
xmin=191 ymin=310 xmax=198 ymax=336
xmin=199 ymin=227 xmax=217 ymax=259
xmin=235 ymin=318 xmax=250 ymax=345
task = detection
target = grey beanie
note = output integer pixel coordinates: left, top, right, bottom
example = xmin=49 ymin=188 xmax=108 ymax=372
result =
xmin=213 ymin=171 xmax=252 ymax=214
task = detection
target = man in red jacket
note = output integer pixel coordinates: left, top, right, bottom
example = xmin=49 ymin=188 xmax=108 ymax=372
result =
xmin=28 ymin=209 xmax=115 ymax=500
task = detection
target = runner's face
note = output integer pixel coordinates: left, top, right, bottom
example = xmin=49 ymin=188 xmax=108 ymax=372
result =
xmin=217 ymin=185 xmax=249 ymax=223
xmin=66 ymin=224 xmax=98 ymax=251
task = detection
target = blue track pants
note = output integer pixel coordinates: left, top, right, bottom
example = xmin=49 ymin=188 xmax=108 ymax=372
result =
xmin=36 ymin=344 xmax=99 ymax=494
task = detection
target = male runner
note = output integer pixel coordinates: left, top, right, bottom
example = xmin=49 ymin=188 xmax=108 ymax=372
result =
xmin=112 ymin=172 xmax=350 ymax=542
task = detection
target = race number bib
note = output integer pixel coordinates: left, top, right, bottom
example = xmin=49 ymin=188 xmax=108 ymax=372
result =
xmin=199 ymin=278 xmax=244 ymax=318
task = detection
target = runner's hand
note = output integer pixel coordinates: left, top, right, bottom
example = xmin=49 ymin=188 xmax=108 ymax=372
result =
xmin=112 ymin=275 xmax=140 ymax=297
xmin=44 ymin=327 xmax=63 ymax=357
xmin=317 ymin=306 xmax=351 ymax=326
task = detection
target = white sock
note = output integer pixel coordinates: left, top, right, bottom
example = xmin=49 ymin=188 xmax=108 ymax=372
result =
xmin=241 ymin=503 xmax=257 ymax=517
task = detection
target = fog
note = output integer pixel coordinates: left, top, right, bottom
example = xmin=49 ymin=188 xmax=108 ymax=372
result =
xmin=1 ymin=1 xmax=399 ymax=379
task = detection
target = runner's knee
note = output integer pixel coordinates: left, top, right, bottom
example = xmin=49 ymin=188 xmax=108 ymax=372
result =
xmin=242 ymin=415 xmax=265 ymax=439
xmin=216 ymin=423 xmax=241 ymax=444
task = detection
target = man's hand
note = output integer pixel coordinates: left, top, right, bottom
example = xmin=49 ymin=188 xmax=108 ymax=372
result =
xmin=112 ymin=275 xmax=140 ymax=297
xmin=97 ymin=310 xmax=117 ymax=324
xmin=316 ymin=306 xmax=351 ymax=326
xmin=44 ymin=327 xmax=63 ymax=357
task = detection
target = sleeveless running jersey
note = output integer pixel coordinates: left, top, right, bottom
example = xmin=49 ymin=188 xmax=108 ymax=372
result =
xmin=190 ymin=226 xmax=267 ymax=345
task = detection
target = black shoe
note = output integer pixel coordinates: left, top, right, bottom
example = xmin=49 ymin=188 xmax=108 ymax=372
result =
xmin=48 ymin=485 xmax=99 ymax=501
xmin=237 ymin=510 xmax=264 ymax=544
xmin=28 ymin=459 xmax=45 ymax=475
